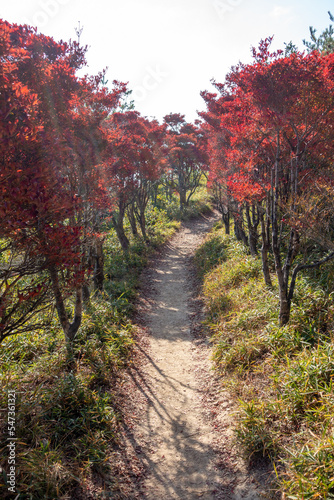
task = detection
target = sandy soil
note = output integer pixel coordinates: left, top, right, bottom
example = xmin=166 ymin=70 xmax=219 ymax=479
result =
xmin=114 ymin=213 xmax=275 ymax=500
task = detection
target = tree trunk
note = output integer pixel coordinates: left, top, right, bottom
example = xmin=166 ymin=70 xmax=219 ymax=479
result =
xmin=245 ymin=203 xmax=259 ymax=256
xmin=260 ymin=211 xmax=272 ymax=287
xmin=138 ymin=210 xmax=148 ymax=243
xmin=222 ymin=209 xmax=230 ymax=235
xmin=272 ymin=228 xmax=291 ymax=327
xmin=151 ymin=183 xmax=159 ymax=206
xmin=234 ymin=220 xmax=242 ymax=241
xmin=179 ymin=188 xmax=187 ymax=210
xmin=112 ymin=210 xmax=130 ymax=252
xmin=48 ymin=265 xmax=83 ymax=342
xmin=127 ymin=204 xmax=139 ymax=237
xmin=68 ymin=288 xmax=83 ymax=340
xmin=234 ymin=215 xmax=248 ymax=246
xmin=278 ymin=290 xmax=291 ymax=326
xmin=115 ymin=225 xmax=129 ymax=251
xmin=83 ymin=284 xmax=90 ymax=303
xmin=178 ymin=168 xmax=187 ymax=210
xmin=271 ymin=131 xmax=291 ymax=326
xmin=248 ymin=227 xmax=258 ymax=256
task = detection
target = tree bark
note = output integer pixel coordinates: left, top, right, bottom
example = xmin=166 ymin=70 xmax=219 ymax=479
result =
xmin=245 ymin=203 xmax=259 ymax=256
xmin=127 ymin=204 xmax=139 ymax=237
xmin=138 ymin=210 xmax=148 ymax=242
xmin=271 ymin=131 xmax=291 ymax=326
xmin=278 ymin=292 xmax=291 ymax=326
xmin=260 ymin=210 xmax=272 ymax=287
xmin=134 ymin=186 xmax=150 ymax=243
xmin=48 ymin=265 xmax=83 ymax=342
xmin=234 ymin=213 xmax=248 ymax=246
xmin=112 ymin=204 xmax=130 ymax=252
xmin=179 ymin=187 xmax=187 ymax=210
xmin=82 ymin=284 xmax=90 ymax=303
xmin=222 ymin=208 xmax=230 ymax=235
xmin=115 ymin=225 xmax=130 ymax=251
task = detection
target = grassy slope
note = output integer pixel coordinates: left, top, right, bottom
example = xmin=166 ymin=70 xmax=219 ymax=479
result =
xmin=0 ymin=194 xmax=212 ymax=499
xmin=195 ymin=222 xmax=334 ymax=500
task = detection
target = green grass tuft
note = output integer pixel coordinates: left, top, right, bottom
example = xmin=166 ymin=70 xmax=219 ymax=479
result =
xmin=195 ymin=225 xmax=334 ymax=499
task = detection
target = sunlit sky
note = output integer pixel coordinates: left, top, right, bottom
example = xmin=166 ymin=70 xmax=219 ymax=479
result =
xmin=2 ymin=0 xmax=334 ymax=122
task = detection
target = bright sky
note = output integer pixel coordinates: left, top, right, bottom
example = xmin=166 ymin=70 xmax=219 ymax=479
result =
xmin=2 ymin=0 xmax=334 ymax=122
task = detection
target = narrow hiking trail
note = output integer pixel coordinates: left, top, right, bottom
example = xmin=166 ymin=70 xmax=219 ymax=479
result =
xmin=116 ymin=213 xmax=272 ymax=500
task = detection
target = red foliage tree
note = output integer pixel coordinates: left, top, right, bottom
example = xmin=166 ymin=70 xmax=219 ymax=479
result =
xmin=201 ymin=39 xmax=334 ymax=324
xmin=164 ymin=113 xmax=208 ymax=210
xmin=102 ymin=111 xmax=165 ymax=249
xmin=0 ymin=21 xmax=126 ymax=342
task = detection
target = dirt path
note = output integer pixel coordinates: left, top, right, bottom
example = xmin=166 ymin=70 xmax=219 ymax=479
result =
xmin=115 ymin=213 xmax=272 ymax=499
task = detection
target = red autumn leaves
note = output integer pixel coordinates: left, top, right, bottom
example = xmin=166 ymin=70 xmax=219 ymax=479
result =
xmin=201 ymin=38 xmax=334 ymax=325
xmin=0 ymin=20 xmax=207 ymax=341
xmin=5 ymin=17 xmax=332 ymax=337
